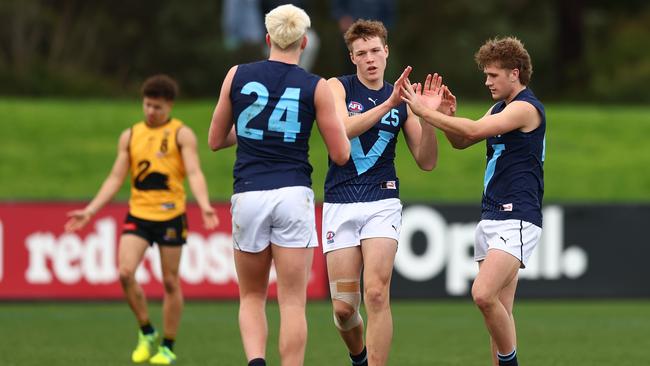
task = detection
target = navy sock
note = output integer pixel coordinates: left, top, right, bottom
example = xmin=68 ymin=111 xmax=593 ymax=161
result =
xmin=162 ymin=338 xmax=175 ymax=351
xmin=497 ymin=348 xmax=518 ymax=366
xmin=350 ymin=346 xmax=368 ymax=366
xmin=140 ymin=323 xmax=155 ymax=335
xmin=248 ymin=358 xmax=266 ymax=366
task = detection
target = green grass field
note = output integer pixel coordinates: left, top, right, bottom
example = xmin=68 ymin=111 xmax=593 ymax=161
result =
xmin=2 ymin=99 xmax=649 ymax=366
xmin=1 ymin=98 xmax=649 ymax=202
xmin=1 ymin=300 xmax=648 ymax=365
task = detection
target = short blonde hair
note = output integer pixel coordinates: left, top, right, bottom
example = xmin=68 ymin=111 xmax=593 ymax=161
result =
xmin=265 ymin=4 xmax=310 ymax=49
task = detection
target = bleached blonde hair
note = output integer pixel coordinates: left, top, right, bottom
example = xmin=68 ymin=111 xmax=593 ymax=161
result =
xmin=265 ymin=4 xmax=310 ymax=49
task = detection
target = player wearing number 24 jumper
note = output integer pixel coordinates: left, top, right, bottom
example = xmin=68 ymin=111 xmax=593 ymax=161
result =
xmin=208 ymin=4 xmax=349 ymax=366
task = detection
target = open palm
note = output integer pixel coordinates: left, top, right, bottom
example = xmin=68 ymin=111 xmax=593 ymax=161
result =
xmin=401 ymin=73 xmax=444 ymax=116
xmin=420 ymin=73 xmax=444 ymax=111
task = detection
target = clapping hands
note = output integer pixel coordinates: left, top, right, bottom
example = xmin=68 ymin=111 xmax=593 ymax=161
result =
xmin=400 ymin=72 xmax=456 ymax=117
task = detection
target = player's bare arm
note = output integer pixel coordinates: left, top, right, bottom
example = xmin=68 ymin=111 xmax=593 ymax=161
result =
xmin=401 ymin=73 xmax=445 ymax=170
xmin=178 ymin=126 xmax=218 ymax=230
xmin=402 ymin=105 xmax=438 ymax=171
xmin=328 ymin=66 xmax=412 ymax=138
xmin=64 ymin=129 xmax=131 ymax=232
xmin=208 ymin=65 xmax=238 ymax=151
xmin=442 ymin=104 xmax=488 ymax=150
xmin=402 ymin=76 xmax=540 ymax=143
xmin=402 ymin=74 xmax=474 ymax=148
xmin=314 ymin=78 xmax=351 ymax=165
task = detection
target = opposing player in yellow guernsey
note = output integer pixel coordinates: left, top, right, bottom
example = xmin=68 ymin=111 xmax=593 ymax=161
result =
xmin=65 ymin=75 xmax=218 ymax=365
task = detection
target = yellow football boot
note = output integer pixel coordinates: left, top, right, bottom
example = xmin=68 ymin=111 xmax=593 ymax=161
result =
xmin=131 ymin=331 xmax=158 ymax=363
xmin=149 ymin=346 xmax=177 ymax=365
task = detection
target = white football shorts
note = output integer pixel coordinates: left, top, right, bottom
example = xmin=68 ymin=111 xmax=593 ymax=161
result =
xmin=322 ymin=198 xmax=402 ymax=254
xmin=230 ymin=186 xmax=318 ymax=253
xmin=474 ymin=219 xmax=542 ymax=268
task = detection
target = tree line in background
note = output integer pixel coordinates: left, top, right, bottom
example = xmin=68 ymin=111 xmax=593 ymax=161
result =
xmin=1 ymin=0 xmax=649 ymax=102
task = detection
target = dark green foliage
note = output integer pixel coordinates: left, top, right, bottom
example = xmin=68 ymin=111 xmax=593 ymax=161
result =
xmin=1 ymin=1 xmax=650 ymax=101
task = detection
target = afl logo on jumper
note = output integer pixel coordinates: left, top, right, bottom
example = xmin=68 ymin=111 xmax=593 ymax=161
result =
xmin=348 ymin=101 xmax=364 ymax=113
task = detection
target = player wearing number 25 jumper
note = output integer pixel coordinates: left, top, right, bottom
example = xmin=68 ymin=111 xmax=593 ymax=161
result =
xmin=322 ymin=19 xmax=442 ymax=366
xmin=208 ymin=4 xmax=349 ymax=366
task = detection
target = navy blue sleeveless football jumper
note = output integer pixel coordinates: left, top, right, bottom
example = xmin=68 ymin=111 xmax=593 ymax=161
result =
xmin=481 ymin=88 xmax=546 ymax=228
xmin=230 ymin=60 xmax=321 ymax=194
xmin=324 ymin=75 xmax=407 ymax=203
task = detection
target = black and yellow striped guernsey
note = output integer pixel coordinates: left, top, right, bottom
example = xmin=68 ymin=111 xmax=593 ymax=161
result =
xmin=128 ymin=118 xmax=186 ymax=221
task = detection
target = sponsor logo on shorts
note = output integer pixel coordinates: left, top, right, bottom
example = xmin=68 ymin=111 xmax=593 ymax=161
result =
xmin=164 ymin=228 xmax=177 ymax=241
xmin=326 ymin=231 xmax=335 ymax=245
xmin=162 ymin=202 xmax=175 ymax=210
xmin=123 ymin=222 xmax=137 ymax=231
xmin=500 ymin=203 xmax=513 ymax=212
xmin=348 ymin=101 xmax=364 ymax=113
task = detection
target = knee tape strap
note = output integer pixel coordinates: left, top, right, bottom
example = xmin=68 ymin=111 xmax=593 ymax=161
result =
xmin=330 ymin=280 xmax=362 ymax=331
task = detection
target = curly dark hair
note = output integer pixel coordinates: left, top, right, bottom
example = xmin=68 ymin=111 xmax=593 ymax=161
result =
xmin=344 ymin=19 xmax=388 ymax=51
xmin=141 ymin=74 xmax=178 ymax=101
xmin=475 ymin=37 xmax=533 ymax=85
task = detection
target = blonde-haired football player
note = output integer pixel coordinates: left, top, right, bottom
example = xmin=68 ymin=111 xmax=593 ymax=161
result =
xmin=209 ymin=4 xmax=349 ymax=366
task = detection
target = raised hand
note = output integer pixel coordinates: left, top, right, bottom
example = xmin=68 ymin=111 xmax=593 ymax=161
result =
xmin=420 ymin=73 xmax=445 ymax=110
xmin=400 ymin=73 xmax=444 ymax=116
xmin=439 ymin=86 xmax=457 ymax=116
xmin=388 ymin=66 xmax=413 ymax=107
